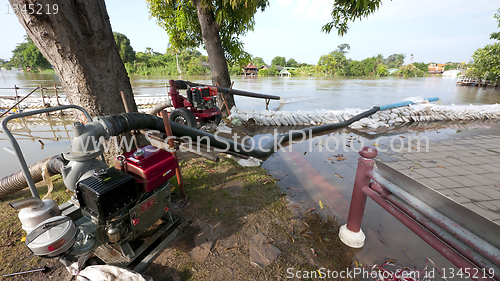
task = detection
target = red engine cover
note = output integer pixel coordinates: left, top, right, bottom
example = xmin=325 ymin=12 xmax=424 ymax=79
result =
xmin=114 ymin=145 xmax=178 ymax=192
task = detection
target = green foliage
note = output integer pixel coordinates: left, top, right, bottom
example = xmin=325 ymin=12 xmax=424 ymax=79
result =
xmin=113 ymin=32 xmax=136 ymax=64
xmin=467 ymin=9 xmax=500 ymax=81
xmin=252 ymin=57 xmax=266 ymax=67
xmin=229 ymin=65 xmax=242 ymax=75
xmin=385 ymin=53 xmax=406 ymax=68
xmin=268 ymin=65 xmax=279 ymax=75
xmin=336 ymin=43 xmax=351 ymax=54
xmin=490 ymin=8 xmax=500 ymax=40
xmin=330 ymin=50 xmax=350 ymax=75
xmin=469 ymin=43 xmax=500 ymax=81
xmin=362 ymin=57 xmax=377 ymax=75
xmin=322 ymin=0 xmax=384 ymax=36
xmin=397 ymin=64 xmax=425 ymax=78
xmin=376 ymin=63 xmax=388 ymax=76
xmin=258 ymin=68 xmax=269 ymax=76
xmin=126 ymin=48 xmax=209 ymax=75
xmin=293 ymin=64 xmax=316 ymax=76
xmin=146 ymin=0 xmax=268 ymax=66
xmin=286 ymin=58 xmax=298 ymax=67
xmin=413 ymin=62 xmax=429 ymax=72
xmin=271 ymin=56 xmax=286 ymax=66
xmin=5 ymin=35 xmax=51 ymax=71
xmin=317 ymin=54 xmax=336 ymax=75
xmin=349 ymin=60 xmax=364 ymax=76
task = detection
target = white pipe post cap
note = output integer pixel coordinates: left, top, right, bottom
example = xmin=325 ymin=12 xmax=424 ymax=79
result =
xmin=339 ymin=224 xmax=365 ymax=248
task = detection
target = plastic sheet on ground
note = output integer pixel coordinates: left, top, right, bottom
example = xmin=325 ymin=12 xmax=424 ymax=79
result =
xmin=235 ymin=156 xmax=262 ymax=167
xmin=76 ymin=265 xmax=152 ymax=281
xmin=216 ymin=124 xmax=232 ymax=134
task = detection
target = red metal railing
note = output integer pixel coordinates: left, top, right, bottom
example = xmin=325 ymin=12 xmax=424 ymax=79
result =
xmin=340 ymin=147 xmax=500 ymax=281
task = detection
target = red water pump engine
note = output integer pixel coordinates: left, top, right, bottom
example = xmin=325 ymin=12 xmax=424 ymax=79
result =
xmin=186 ymin=86 xmax=218 ymax=111
xmin=168 ymin=80 xmax=222 ymax=128
xmin=75 ymin=145 xmax=178 ymax=245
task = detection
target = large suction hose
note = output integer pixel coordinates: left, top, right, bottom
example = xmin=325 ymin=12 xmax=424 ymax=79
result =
xmin=95 ymin=107 xmax=380 ymax=159
xmin=0 ymin=155 xmax=65 ymax=198
xmin=99 ymin=97 xmax=438 ymax=158
xmin=0 ymin=97 xmax=438 ymax=198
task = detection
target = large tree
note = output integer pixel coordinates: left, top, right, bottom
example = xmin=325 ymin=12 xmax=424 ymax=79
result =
xmin=385 ymin=53 xmax=406 ymax=68
xmin=252 ymin=56 xmax=266 ymax=67
xmin=8 ymin=0 xmax=137 ymax=117
xmin=147 ymin=0 xmax=268 ymax=115
xmin=271 ymin=56 xmax=286 ymax=67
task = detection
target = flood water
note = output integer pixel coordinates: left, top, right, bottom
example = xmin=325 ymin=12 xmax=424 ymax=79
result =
xmin=2 ymin=70 xmax=500 ymax=111
xmin=1 ymin=69 xmax=499 ymax=178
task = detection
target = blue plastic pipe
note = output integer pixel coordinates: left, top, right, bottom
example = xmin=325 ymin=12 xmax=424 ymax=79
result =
xmin=378 ymin=97 xmax=440 ymax=111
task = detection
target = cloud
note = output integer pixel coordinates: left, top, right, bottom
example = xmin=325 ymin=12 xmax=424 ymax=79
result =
xmin=305 ymin=0 xmax=332 ymax=22
xmin=373 ymin=0 xmax=498 ymax=21
xmin=275 ymin=0 xmax=294 ymax=10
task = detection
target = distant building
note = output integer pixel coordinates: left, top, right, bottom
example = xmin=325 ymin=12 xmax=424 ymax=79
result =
xmin=243 ymin=63 xmax=259 ymax=75
xmin=279 ymin=69 xmax=291 ymax=77
xmin=387 ymin=68 xmax=399 ymax=74
xmin=428 ymin=63 xmax=449 ymax=74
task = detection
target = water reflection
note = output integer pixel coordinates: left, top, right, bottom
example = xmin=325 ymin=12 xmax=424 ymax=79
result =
xmin=0 ymin=114 xmax=73 ymax=177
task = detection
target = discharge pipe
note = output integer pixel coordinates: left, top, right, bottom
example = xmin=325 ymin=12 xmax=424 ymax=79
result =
xmin=175 ymin=80 xmax=282 ymax=100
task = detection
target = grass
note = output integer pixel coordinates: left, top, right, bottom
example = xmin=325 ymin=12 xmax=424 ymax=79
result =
xmin=146 ymin=156 xmax=353 ymax=280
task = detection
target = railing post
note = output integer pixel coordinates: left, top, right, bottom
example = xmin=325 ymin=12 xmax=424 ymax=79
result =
xmin=339 ymin=146 xmax=377 ymax=248
xmin=54 ymin=84 xmax=61 ymax=106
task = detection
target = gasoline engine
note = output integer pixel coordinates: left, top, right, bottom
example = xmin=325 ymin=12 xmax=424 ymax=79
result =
xmin=186 ymin=86 xmax=218 ymax=111
xmin=6 ymin=107 xmax=179 ymax=265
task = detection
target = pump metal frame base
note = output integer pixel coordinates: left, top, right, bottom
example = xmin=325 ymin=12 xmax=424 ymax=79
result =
xmin=62 ymin=200 xmax=189 ymax=272
xmin=93 ymin=215 xmax=188 ymax=272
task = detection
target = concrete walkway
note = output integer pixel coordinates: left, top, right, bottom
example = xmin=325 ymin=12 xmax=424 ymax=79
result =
xmin=379 ymin=133 xmax=500 ymax=225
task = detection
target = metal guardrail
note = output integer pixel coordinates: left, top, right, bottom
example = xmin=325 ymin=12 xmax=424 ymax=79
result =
xmin=339 ymin=147 xmax=500 ymax=281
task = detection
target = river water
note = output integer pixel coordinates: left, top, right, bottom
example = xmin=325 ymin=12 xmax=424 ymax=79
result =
xmin=1 ymin=69 xmax=499 ymax=178
xmin=2 ymin=70 xmax=500 ymax=269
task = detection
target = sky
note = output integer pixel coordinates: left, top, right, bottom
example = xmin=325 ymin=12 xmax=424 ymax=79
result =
xmin=0 ymin=0 xmax=499 ymax=65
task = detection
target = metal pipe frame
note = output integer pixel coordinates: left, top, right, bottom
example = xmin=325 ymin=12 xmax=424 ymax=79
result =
xmin=362 ymin=185 xmax=493 ymax=281
xmin=370 ymin=182 xmax=500 ymax=280
xmin=341 ymin=147 xmax=499 ymax=281
xmin=1 ymin=105 xmax=92 ymax=198
xmin=369 ymin=171 xmax=500 ymax=267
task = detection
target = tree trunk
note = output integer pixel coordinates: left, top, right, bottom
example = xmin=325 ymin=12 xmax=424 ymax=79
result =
xmin=192 ymin=0 xmax=235 ymax=116
xmin=9 ymin=0 xmax=137 ymax=117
